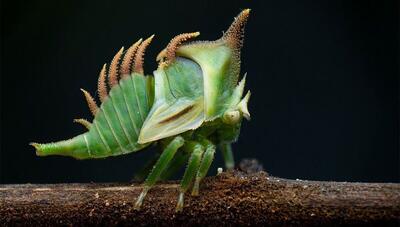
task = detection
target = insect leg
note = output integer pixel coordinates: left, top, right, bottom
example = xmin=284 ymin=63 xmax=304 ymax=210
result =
xmin=176 ymin=142 xmax=204 ymax=212
xmin=191 ymin=141 xmax=216 ymax=196
xmin=219 ymin=142 xmax=235 ymax=170
xmin=134 ymin=136 xmax=184 ymax=210
xmin=132 ymin=151 xmax=161 ymax=182
xmin=159 ymin=148 xmax=191 ymax=181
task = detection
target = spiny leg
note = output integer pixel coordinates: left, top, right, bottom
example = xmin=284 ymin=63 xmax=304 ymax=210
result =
xmin=192 ymin=142 xmax=216 ymax=196
xmin=176 ymin=142 xmax=204 ymax=212
xmin=133 ymin=151 xmax=161 ymax=182
xmin=134 ymin=136 xmax=184 ymax=210
xmin=220 ymin=142 xmax=235 ymax=170
xmin=159 ymin=148 xmax=191 ymax=181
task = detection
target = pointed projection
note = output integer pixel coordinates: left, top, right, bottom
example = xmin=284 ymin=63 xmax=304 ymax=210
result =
xmin=175 ymin=9 xmax=250 ymax=120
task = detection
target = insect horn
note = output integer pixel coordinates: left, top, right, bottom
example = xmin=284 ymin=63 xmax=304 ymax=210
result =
xmin=120 ymin=38 xmax=143 ymax=77
xmin=133 ymin=35 xmax=155 ymax=74
xmin=173 ymin=9 xmax=251 ymax=119
xmin=222 ymin=8 xmax=250 ymax=51
xmin=160 ymin=32 xmax=200 ymax=67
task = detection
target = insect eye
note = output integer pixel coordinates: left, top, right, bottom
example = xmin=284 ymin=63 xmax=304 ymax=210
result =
xmin=222 ymin=110 xmax=241 ymax=124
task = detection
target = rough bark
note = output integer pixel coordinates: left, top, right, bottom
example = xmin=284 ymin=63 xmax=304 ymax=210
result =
xmin=1 ymin=171 xmax=399 ymax=226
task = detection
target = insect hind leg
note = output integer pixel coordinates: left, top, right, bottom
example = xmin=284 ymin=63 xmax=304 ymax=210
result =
xmin=159 ymin=147 xmax=191 ymax=181
xmin=132 ymin=151 xmax=161 ymax=182
xmin=191 ymin=140 xmax=216 ymax=196
xmin=175 ymin=142 xmax=204 ymax=212
xmin=134 ymin=136 xmax=184 ymax=210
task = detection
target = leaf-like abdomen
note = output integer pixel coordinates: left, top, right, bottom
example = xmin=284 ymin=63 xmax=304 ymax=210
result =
xmin=85 ymin=73 xmax=153 ymax=157
xmin=120 ymin=74 xmax=148 ymax=134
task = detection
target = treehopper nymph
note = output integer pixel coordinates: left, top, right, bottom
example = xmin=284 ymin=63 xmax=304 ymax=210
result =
xmin=31 ymin=9 xmax=251 ymax=211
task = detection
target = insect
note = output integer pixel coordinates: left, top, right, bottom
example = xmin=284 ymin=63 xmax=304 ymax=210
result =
xmin=31 ymin=9 xmax=251 ymax=211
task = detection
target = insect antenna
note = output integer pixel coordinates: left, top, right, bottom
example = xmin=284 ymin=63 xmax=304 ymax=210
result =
xmin=108 ymin=47 xmax=124 ymax=88
xmin=133 ymin=35 xmax=154 ymax=74
xmin=120 ymin=39 xmax=142 ymax=77
xmin=80 ymin=88 xmax=99 ymax=116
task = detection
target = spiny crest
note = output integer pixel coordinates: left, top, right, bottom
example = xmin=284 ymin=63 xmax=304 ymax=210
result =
xmin=108 ymin=47 xmax=124 ymax=88
xmin=159 ymin=32 xmax=200 ymax=68
xmin=98 ymin=63 xmax=108 ymax=103
xmin=133 ymin=35 xmax=154 ymax=74
xmin=95 ymin=37 xmax=151 ymax=104
xmin=80 ymin=88 xmax=98 ymax=116
xmin=222 ymin=9 xmax=250 ymax=50
xmin=73 ymin=118 xmax=91 ymax=130
xmin=77 ymin=37 xmax=153 ymax=129
xmin=120 ymin=39 xmax=143 ymax=77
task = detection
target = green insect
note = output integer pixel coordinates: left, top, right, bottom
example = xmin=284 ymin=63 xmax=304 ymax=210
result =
xmin=31 ymin=9 xmax=251 ymax=211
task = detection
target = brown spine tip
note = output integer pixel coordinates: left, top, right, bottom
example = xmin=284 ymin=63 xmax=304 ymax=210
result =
xmin=133 ymin=35 xmax=155 ymax=74
xmin=222 ymin=9 xmax=251 ymax=50
xmin=108 ymin=47 xmax=124 ymax=88
xmin=120 ymin=39 xmax=142 ymax=77
xmin=73 ymin=118 xmax=92 ymax=130
xmin=164 ymin=32 xmax=200 ymax=66
xmin=156 ymin=48 xmax=167 ymax=62
xmin=98 ymin=63 xmax=108 ymax=103
xmin=80 ymin=88 xmax=99 ymax=116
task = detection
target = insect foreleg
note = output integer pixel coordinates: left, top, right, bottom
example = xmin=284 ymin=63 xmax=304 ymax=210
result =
xmin=191 ymin=141 xmax=216 ymax=196
xmin=219 ymin=142 xmax=235 ymax=170
xmin=134 ymin=136 xmax=184 ymax=210
xmin=176 ymin=142 xmax=204 ymax=212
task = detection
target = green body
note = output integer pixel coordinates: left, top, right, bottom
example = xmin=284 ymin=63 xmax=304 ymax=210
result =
xmin=33 ymin=73 xmax=153 ymax=159
xmin=31 ymin=9 xmax=251 ymax=211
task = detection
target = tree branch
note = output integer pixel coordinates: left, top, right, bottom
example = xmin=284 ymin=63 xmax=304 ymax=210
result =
xmin=1 ymin=171 xmax=399 ymax=226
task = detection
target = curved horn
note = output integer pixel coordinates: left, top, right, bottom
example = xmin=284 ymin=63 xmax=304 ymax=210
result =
xmin=222 ymin=9 xmax=250 ymax=50
xmin=163 ymin=32 xmax=200 ymax=66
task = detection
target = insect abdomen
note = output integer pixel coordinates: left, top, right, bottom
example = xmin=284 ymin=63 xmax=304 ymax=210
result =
xmin=87 ymin=73 xmax=151 ymax=157
xmin=32 ymin=74 xmax=153 ymax=159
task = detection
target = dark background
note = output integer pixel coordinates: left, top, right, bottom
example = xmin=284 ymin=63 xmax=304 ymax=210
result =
xmin=1 ymin=0 xmax=398 ymax=184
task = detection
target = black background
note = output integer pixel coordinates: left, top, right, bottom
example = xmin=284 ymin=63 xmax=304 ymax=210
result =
xmin=1 ymin=0 xmax=398 ymax=184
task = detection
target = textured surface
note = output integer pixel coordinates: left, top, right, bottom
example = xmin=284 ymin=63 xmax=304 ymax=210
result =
xmin=88 ymin=73 xmax=152 ymax=155
xmin=1 ymin=170 xmax=399 ymax=226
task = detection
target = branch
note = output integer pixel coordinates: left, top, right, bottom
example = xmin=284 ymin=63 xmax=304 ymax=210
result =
xmin=1 ymin=171 xmax=399 ymax=226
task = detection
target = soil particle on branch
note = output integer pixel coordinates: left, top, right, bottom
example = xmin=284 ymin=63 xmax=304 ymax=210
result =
xmin=1 ymin=170 xmax=399 ymax=226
